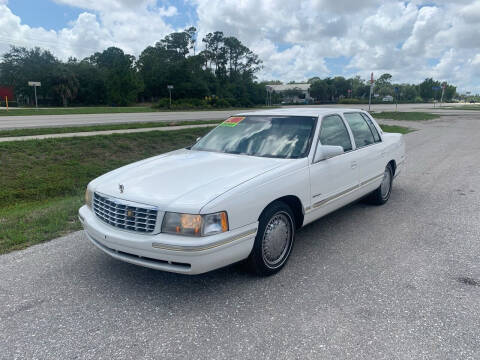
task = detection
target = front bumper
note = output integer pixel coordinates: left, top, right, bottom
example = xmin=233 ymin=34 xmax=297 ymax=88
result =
xmin=78 ymin=205 xmax=257 ymax=275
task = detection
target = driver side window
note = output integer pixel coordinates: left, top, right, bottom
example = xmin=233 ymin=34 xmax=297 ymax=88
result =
xmin=319 ymin=115 xmax=353 ymax=152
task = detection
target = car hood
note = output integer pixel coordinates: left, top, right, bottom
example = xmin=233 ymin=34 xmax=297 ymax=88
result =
xmin=93 ymin=149 xmax=289 ymax=213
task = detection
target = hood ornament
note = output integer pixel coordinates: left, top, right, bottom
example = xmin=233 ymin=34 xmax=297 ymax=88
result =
xmin=119 ymin=184 xmax=124 ymax=193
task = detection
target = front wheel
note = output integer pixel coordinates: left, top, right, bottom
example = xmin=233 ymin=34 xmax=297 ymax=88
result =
xmin=367 ymin=163 xmax=393 ymax=205
xmin=246 ymin=201 xmax=295 ymax=276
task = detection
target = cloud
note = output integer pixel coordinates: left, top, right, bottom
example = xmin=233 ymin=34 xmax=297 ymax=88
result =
xmin=194 ymin=0 xmax=480 ymax=91
xmin=1 ymin=0 xmax=480 ymax=92
xmin=0 ymin=0 xmax=175 ymax=59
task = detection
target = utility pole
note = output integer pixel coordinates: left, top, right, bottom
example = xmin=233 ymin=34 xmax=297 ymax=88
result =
xmin=440 ymin=83 xmax=446 ymax=107
xmin=368 ymin=72 xmax=374 ymax=111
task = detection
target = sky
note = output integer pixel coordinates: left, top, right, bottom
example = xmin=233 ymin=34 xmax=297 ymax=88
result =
xmin=0 ymin=0 xmax=479 ymax=93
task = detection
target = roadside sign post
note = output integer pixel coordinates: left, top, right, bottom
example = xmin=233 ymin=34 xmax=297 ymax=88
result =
xmin=28 ymin=81 xmax=41 ymax=108
xmin=167 ymin=85 xmax=174 ymax=107
xmin=5 ymin=96 xmax=8 ymax=111
xmin=440 ymin=83 xmax=446 ymax=107
xmin=394 ymin=87 xmax=399 ymax=112
xmin=432 ymin=86 xmax=440 ymax=108
xmin=368 ymin=72 xmax=374 ymax=111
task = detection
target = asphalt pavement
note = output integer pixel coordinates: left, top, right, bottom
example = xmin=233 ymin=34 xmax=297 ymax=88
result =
xmin=0 ymin=103 xmax=476 ymax=130
xmin=1 ymin=113 xmax=480 ymax=359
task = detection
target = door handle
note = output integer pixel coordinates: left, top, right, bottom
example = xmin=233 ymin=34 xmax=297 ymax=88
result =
xmin=351 ymin=161 xmax=357 ymax=169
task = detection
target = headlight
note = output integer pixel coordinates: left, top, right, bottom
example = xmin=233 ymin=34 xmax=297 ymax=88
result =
xmin=162 ymin=211 xmax=228 ymax=237
xmin=85 ymin=187 xmax=93 ymax=209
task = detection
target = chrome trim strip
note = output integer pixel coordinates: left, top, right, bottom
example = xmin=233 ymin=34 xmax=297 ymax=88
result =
xmin=308 ymin=173 xmax=384 ymax=212
xmin=359 ymin=173 xmax=384 ymax=187
xmin=151 ymin=229 xmax=257 ymax=252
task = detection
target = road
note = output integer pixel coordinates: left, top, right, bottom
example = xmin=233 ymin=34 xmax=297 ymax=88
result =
xmin=1 ymin=113 xmax=480 ymax=359
xmin=0 ymin=103 xmax=475 ymax=130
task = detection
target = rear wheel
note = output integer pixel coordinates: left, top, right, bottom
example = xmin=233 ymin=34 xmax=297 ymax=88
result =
xmin=367 ymin=163 xmax=393 ymax=205
xmin=246 ymin=201 xmax=295 ymax=276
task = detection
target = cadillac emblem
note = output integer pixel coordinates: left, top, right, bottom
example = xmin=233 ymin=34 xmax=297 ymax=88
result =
xmin=119 ymin=184 xmax=124 ymax=193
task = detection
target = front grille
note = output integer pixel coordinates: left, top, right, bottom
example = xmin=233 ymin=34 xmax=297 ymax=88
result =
xmin=93 ymin=192 xmax=158 ymax=233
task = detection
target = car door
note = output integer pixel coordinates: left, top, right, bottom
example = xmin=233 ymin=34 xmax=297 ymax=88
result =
xmin=343 ymin=112 xmax=385 ymax=194
xmin=308 ymin=114 xmax=360 ymax=219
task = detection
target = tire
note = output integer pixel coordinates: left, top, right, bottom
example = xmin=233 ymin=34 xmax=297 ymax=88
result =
xmin=367 ymin=163 xmax=393 ymax=205
xmin=246 ymin=201 xmax=295 ymax=276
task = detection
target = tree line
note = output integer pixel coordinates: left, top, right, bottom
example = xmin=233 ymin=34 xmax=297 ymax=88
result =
xmin=0 ymin=27 xmax=265 ymax=107
xmin=306 ymin=74 xmax=457 ymax=103
xmin=0 ymin=27 xmax=458 ymax=107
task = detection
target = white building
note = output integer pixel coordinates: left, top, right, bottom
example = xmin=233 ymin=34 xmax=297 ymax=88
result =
xmin=266 ymin=83 xmax=312 ymax=104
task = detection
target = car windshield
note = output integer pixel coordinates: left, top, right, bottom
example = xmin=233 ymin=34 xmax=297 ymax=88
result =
xmin=191 ymin=116 xmax=317 ymax=159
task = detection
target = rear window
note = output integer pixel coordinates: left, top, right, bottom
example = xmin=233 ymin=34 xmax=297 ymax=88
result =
xmin=344 ymin=113 xmax=375 ymax=148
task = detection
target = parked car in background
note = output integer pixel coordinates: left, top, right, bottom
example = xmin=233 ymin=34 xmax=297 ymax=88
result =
xmin=79 ymin=108 xmax=405 ymax=276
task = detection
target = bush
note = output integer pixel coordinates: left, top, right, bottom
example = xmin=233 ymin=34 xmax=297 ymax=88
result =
xmin=0 ymin=100 xmax=18 ymax=107
xmin=339 ymin=98 xmax=361 ymax=104
xmin=215 ymin=98 xmax=231 ymax=108
xmin=153 ymin=97 xmax=235 ymax=110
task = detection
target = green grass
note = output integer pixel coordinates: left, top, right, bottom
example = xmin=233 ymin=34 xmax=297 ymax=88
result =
xmin=0 ymin=127 xmax=212 ymax=254
xmin=373 ymin=111 xmax=439 ymax=121
xmin=0 ymin=122 xmax=412 ymax=254
xmin=379 ymin=124 xmax=414 ymax=134
xmin=0 ymin=119 xmax=221 ymax=138
xmin=0 ymin=106 xmax=157 ymax=116
xmin=440 ymin=105 xmax=480 ymax=110
xmin=0 ymin=105 xmax=270 ymax=117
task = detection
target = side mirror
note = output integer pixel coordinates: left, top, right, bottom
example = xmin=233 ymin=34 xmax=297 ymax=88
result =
xmin=314 ymin=145 xmax=344 ymax=162
xmin=195 ymin=137 xmax=202 ymax=142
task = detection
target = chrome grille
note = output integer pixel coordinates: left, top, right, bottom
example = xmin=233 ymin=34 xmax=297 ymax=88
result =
xmin=93 ymin=192 xmax=158 ymax=233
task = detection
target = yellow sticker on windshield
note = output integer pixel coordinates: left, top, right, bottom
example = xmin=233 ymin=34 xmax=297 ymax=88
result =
xmin=220 ymin=116 xmax=245 ymax=127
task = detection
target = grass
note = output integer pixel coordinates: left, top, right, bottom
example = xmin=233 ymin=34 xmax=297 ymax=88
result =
xmin=440 ymin=105 xmax=480 ymax=110
xmin=0 ymin=105 xmax=270 ymax=117
xmin=0 ymin=106 xmax=157 ymax=116
xmin=0 ymin=122 xmax=412 ymax=254
xmin=0 ymin=127 xmax=212 ymax=254
xmin=0 ymin=119 xmax=221 ymax=138
xmin=379 ymin=124 xmax=414 ymax=134
xmin=373 ymin=111 xmax=439 ymax=121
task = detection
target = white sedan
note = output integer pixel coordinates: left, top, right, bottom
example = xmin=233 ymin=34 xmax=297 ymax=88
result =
xmin=79 ymin=108 xmax=405 ymax=276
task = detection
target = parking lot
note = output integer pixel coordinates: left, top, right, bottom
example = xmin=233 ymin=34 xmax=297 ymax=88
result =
xmin=1 ymin=113 xmax=479 ymax=359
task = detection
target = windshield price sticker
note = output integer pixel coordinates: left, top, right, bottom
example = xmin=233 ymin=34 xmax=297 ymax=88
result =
xmin=220 ymin=116 xmax=245 ymax=127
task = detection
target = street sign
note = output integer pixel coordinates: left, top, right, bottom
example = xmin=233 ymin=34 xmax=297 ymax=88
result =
xmin=167 ymin=85 xmax=174 ymax=89
xmin=394 ymin=87 xmax=399 ymax=93
xmin=28 ymin=81 xmax=41 ymax=108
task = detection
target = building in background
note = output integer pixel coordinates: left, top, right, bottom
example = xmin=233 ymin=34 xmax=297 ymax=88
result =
xmin=266 ymin=84 xmax=312 ymax=104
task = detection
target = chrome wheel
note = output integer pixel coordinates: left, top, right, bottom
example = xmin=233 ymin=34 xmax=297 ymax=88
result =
xmin=261 ymin=212 xmax=293 ymax=268
xmin=380 ymin=168 xmax=392 ymax=200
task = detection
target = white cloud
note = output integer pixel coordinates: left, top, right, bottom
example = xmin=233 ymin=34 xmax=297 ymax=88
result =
xmin=194 ymin=0 xmax=480 ymax=92
xmin=1 ymin=0 xmax=480 ymax=92
xmin=0 ymin=0 xmax=175 ymax=60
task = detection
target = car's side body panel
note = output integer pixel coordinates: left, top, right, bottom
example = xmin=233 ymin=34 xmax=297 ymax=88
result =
xmin=201 ymin=158 xmax=310 ymax=230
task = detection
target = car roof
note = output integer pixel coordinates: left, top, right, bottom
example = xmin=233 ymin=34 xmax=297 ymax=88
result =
xmin=235 ymin=107 xmax=366 ymax=117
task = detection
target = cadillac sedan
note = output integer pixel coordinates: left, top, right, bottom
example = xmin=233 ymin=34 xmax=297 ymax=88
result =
xmin=79 ymin=108 xmax=405 ymax=276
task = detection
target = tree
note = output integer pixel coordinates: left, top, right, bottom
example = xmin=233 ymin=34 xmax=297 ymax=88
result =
xmin=419 ymin=78 xmax=440 ymax=101
xmin=0 ymin=46 xmax=59 ymax=105
xmin=309 ymin=80 xmax=328 ymax=101
xmin=88 ymin=47 xmax=143 ymax=105
xmin=52 ymin=64 xmax=79 ymax=106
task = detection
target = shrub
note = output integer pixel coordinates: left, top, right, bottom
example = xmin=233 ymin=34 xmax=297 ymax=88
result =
xmin=339 ymin=98 xmax=361 ymax=104
xmin=215 ymin=98 xmax=231 ymax=108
